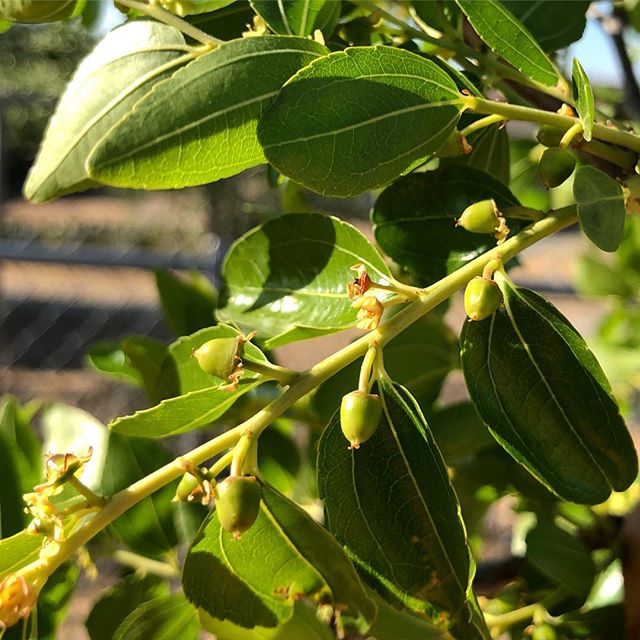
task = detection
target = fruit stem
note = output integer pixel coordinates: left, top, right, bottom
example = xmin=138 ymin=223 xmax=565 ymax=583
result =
xmin=231 ymin=434 xmax=254 ymax=476
xmin=459 ymin=114 xmax=506 ymax=138
xmin=208 ymin=450 xmax=234 ymax=480
xmin=358 ymin=346 xmax=378 ymax=393
xmin=560 ymin=122 xmax=583 ymax=148
xmin=481 ymin=259 xmax=502 ymax=280
xmin=116 ymin=0 xmax=222 ymax=47
xmin=66 ymin=476 xmax=107 ymax=508
xmin=242 ymin=359 xmax=299 ymax=385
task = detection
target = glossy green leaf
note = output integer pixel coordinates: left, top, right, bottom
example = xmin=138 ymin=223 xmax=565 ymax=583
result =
xmin=159 ymin=0 xmax=237 ymax=17
xmin=317 ymin=379 xmax=488 ymax=639
xmin=86 ymin=340 xmax=144 ymax=387
xmin=0 ymin=397 xmax=41 ymax=537
xmin=460 ymin=278 xmax=638 ymax=504
xmin=101 ymin=434 xmax=178 ymax=557
xmin=257 ymin=420 xmax=301 ymax=495
xmin=86 ymin=575 xmax=168 ymax=640
xmin=109 ymin=379 xmax=262 ymax=438
xmin=455 ymin=0 xmax=557 ymax=86
xmin=572 ymin=58 xmax=594 ymax=141
xmin=199 ymin=600 xmax=334 ymax=639
xmin=185 ymin=1 xmax=254 ymax=40
xmin=183 ymin=483 xmax=375 ymax=630
xmin=42 ymin=403 xmax=109 ymax=491
xmin=442 ymin=124 xmax=510 ymax=185
xmin=156 ymin=324 xmax=267 ymax=399
xmin=88 ymin=36 xmax=328 ymax=189
xmin=217 ymin=213 xmax=391 ymax=348
xmin=412 ymin=0 xmax=458 ymax=35
xmin=500 ymin=1 xmax=590 ymax=51
xmin=250 ymin=0 xmax=327 ymax=36
xmin=24 ymin=21 xmax=189 ymax=202
xmin=258 ymin=46 xmax=464 ymax=197
xmin=372 ymin=167 xmax=520 ymax=284
xmin=154 ymin=269 xmax=217 ymax=337
xmin=574 ymin=165 xmax=626 ymax=252
xmin=312 ymin=314 xmax=459 ymax=422
xmin=525 ymin=520 xmax=595 ymax=601
xmin=557 ymin=604 xmax=624 ymax=640
xmin=112 ymin=593 xmax=199 ymax=640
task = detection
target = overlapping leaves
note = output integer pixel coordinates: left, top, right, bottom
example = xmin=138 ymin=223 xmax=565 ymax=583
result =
xmin=317 ymin=378 xmax=488 ymax=639
xmin=461 ymin=278 xmax=638 ymax=504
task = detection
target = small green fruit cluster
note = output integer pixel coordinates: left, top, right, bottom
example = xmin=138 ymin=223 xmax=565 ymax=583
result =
xmin=0 ymin=0 xmax=76 ymax=22
xmin=538 ymin=147 xmax=576 ymax=189
xmin=216 ymin=475 xmax=262 ymax=539
xmin=340 ymin=390 xmax=382 ymax=449
xmin=464 ymin=276 xmax=502 ymax=321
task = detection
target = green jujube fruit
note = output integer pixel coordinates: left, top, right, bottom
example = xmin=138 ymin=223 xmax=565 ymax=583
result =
xmin=193 ymin=337 xmax=243 ymax=381
xmin=463 ymin=276 xmax=503 ymax=321
xmin=0 ymin=0 xmax=76 ymax=22
xmin=538 ymin=147 xmax=576 ymax=188
xmin=456 ymin=199 xmax=500 ymax=234
xmin=215 ymin=475 xmax=261 ymax=538
xmin=340 ymin=390 xmax=383 ymax=449
xmin=536 ymin=124 xmax=564 ymax=148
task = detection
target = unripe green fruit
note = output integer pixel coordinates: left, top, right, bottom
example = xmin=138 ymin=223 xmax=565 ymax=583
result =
xmin=532 ymin=623 xmax=557 ymax=640
xmin=464 ymin=276 xmax=502 ymax=321
xmin=456 ymin=199 xmax=499 ymax=234
xmin=340 ymin=390 xmax=382 ymax=449
xmin=215 ymin=475 xmax=261 ymax=538
xmin=538 ymin=147 xmax=576 ymax=189
xmin=0 ymin=0 xmax=76 ymax=23
xmin=536 ymin=124 xmax=564 ymax=148
xmin=193 ymin=337 xmax=243 ymax=380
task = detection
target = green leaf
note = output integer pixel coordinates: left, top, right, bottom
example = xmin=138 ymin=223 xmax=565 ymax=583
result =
xmin=199 ymin=600 xmax=334 ymax=639
xmin=0 ymin=397 xmax=41 ymax=537
xmin=101 ymin=434 xmax=178 ymax=556
xmin=574 ymin=165 xmax=626 ymax=252
xmin=312 ymin=314 xmax=459 ymax=422
xmin=109 ymin=379 xmax=263 ymax=438
xmin=455 ymin=0 xmax=557 ymax=86
xmin=572 ymin=58 xmax=594 ymax=141
xmin=257 ymin=420 xmax=302 ymax=495
xmin=183 ymin=482 xmax=375 ymax=630
xmin=412 ymin=1 xmax=458 ymax=35
xmin=88 ymin=36 xmax=328 ymax=189
xmin=0 ymin=531 xmax=43 ymax=579
xmin=112 ymin=593 xmax=199 ymax=640
xmin=258 ymin=46 xmax=464 ymax=197
xmin=317 ymin=379 xmax=488 ymax=639
xmin=123 ymin=336 xmax=170 ymax=404
xmin=87 ymin=575 xmax=169 ymax=640
xmin=23 ymin=21 xmax=189 ymax=202
xmin=154 ymin=269 xmax=217 ymax=337
xmin=371 ymin=167 xmax=520 ymax=284
xmin=575 ymin=254 xmax=635 ymax=299
xmin=367 ymin=592 xmax=454 ymax=640
xmin=86 ymin=340 xmax=144 ymax=387
xmin=217 ymin=213 xmax=391 ymax=348
xmin=557 ymin=604 xmax=624 ymax=640
xmin=460 ymin=278 xmax=638 ymax=504
xmin=525 ymin=520 xmax=595 ymax=602
xmin=42 ymin=403 xmax=109 ymax=491
xmin=442 ymin=124 xmax=510 ymax=185
xmin=250 ymin=0 xmax=327 ymax=36
xmin=500 ymin=1 xmax=590 ymax=52
xmin=161 ymin=0 xmax=238 ymax=17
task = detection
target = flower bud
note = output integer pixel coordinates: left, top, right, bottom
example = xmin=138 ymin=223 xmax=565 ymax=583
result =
xmin=464 ymin=276 xmax=503 ymax=321
xmin=0 ymin=575 xmax=38 ymax=630
xmin=215 ymin=475 xmax=262 ymax=539
xmin=538 ymin=147 xmax=576 ymax=189
xmin=340 ymin=390 xmax=382 ymax=449
xmin=352 ymin=295 xmax=384 ymax=331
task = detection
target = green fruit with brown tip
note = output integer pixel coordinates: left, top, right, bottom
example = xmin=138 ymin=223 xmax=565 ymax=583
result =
xmin=538 ymin=147 xmax=576 ymax=189
xmin=464 ymin=276 xmax=502 ymax=321
xmin=340 ymin=390 xmax=382 ymax=449
xmin=215 ymin=475 xmax=261 ymax=538
xmin=0 ymin=0 xmax=77 ymax=22
xmin=456 ymin=199 xmax=499 ymax=234
xmin=435 ymin=130 xmax=469 ymax=158
xmin=193 ymin=337 xmax=243 ymax=380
